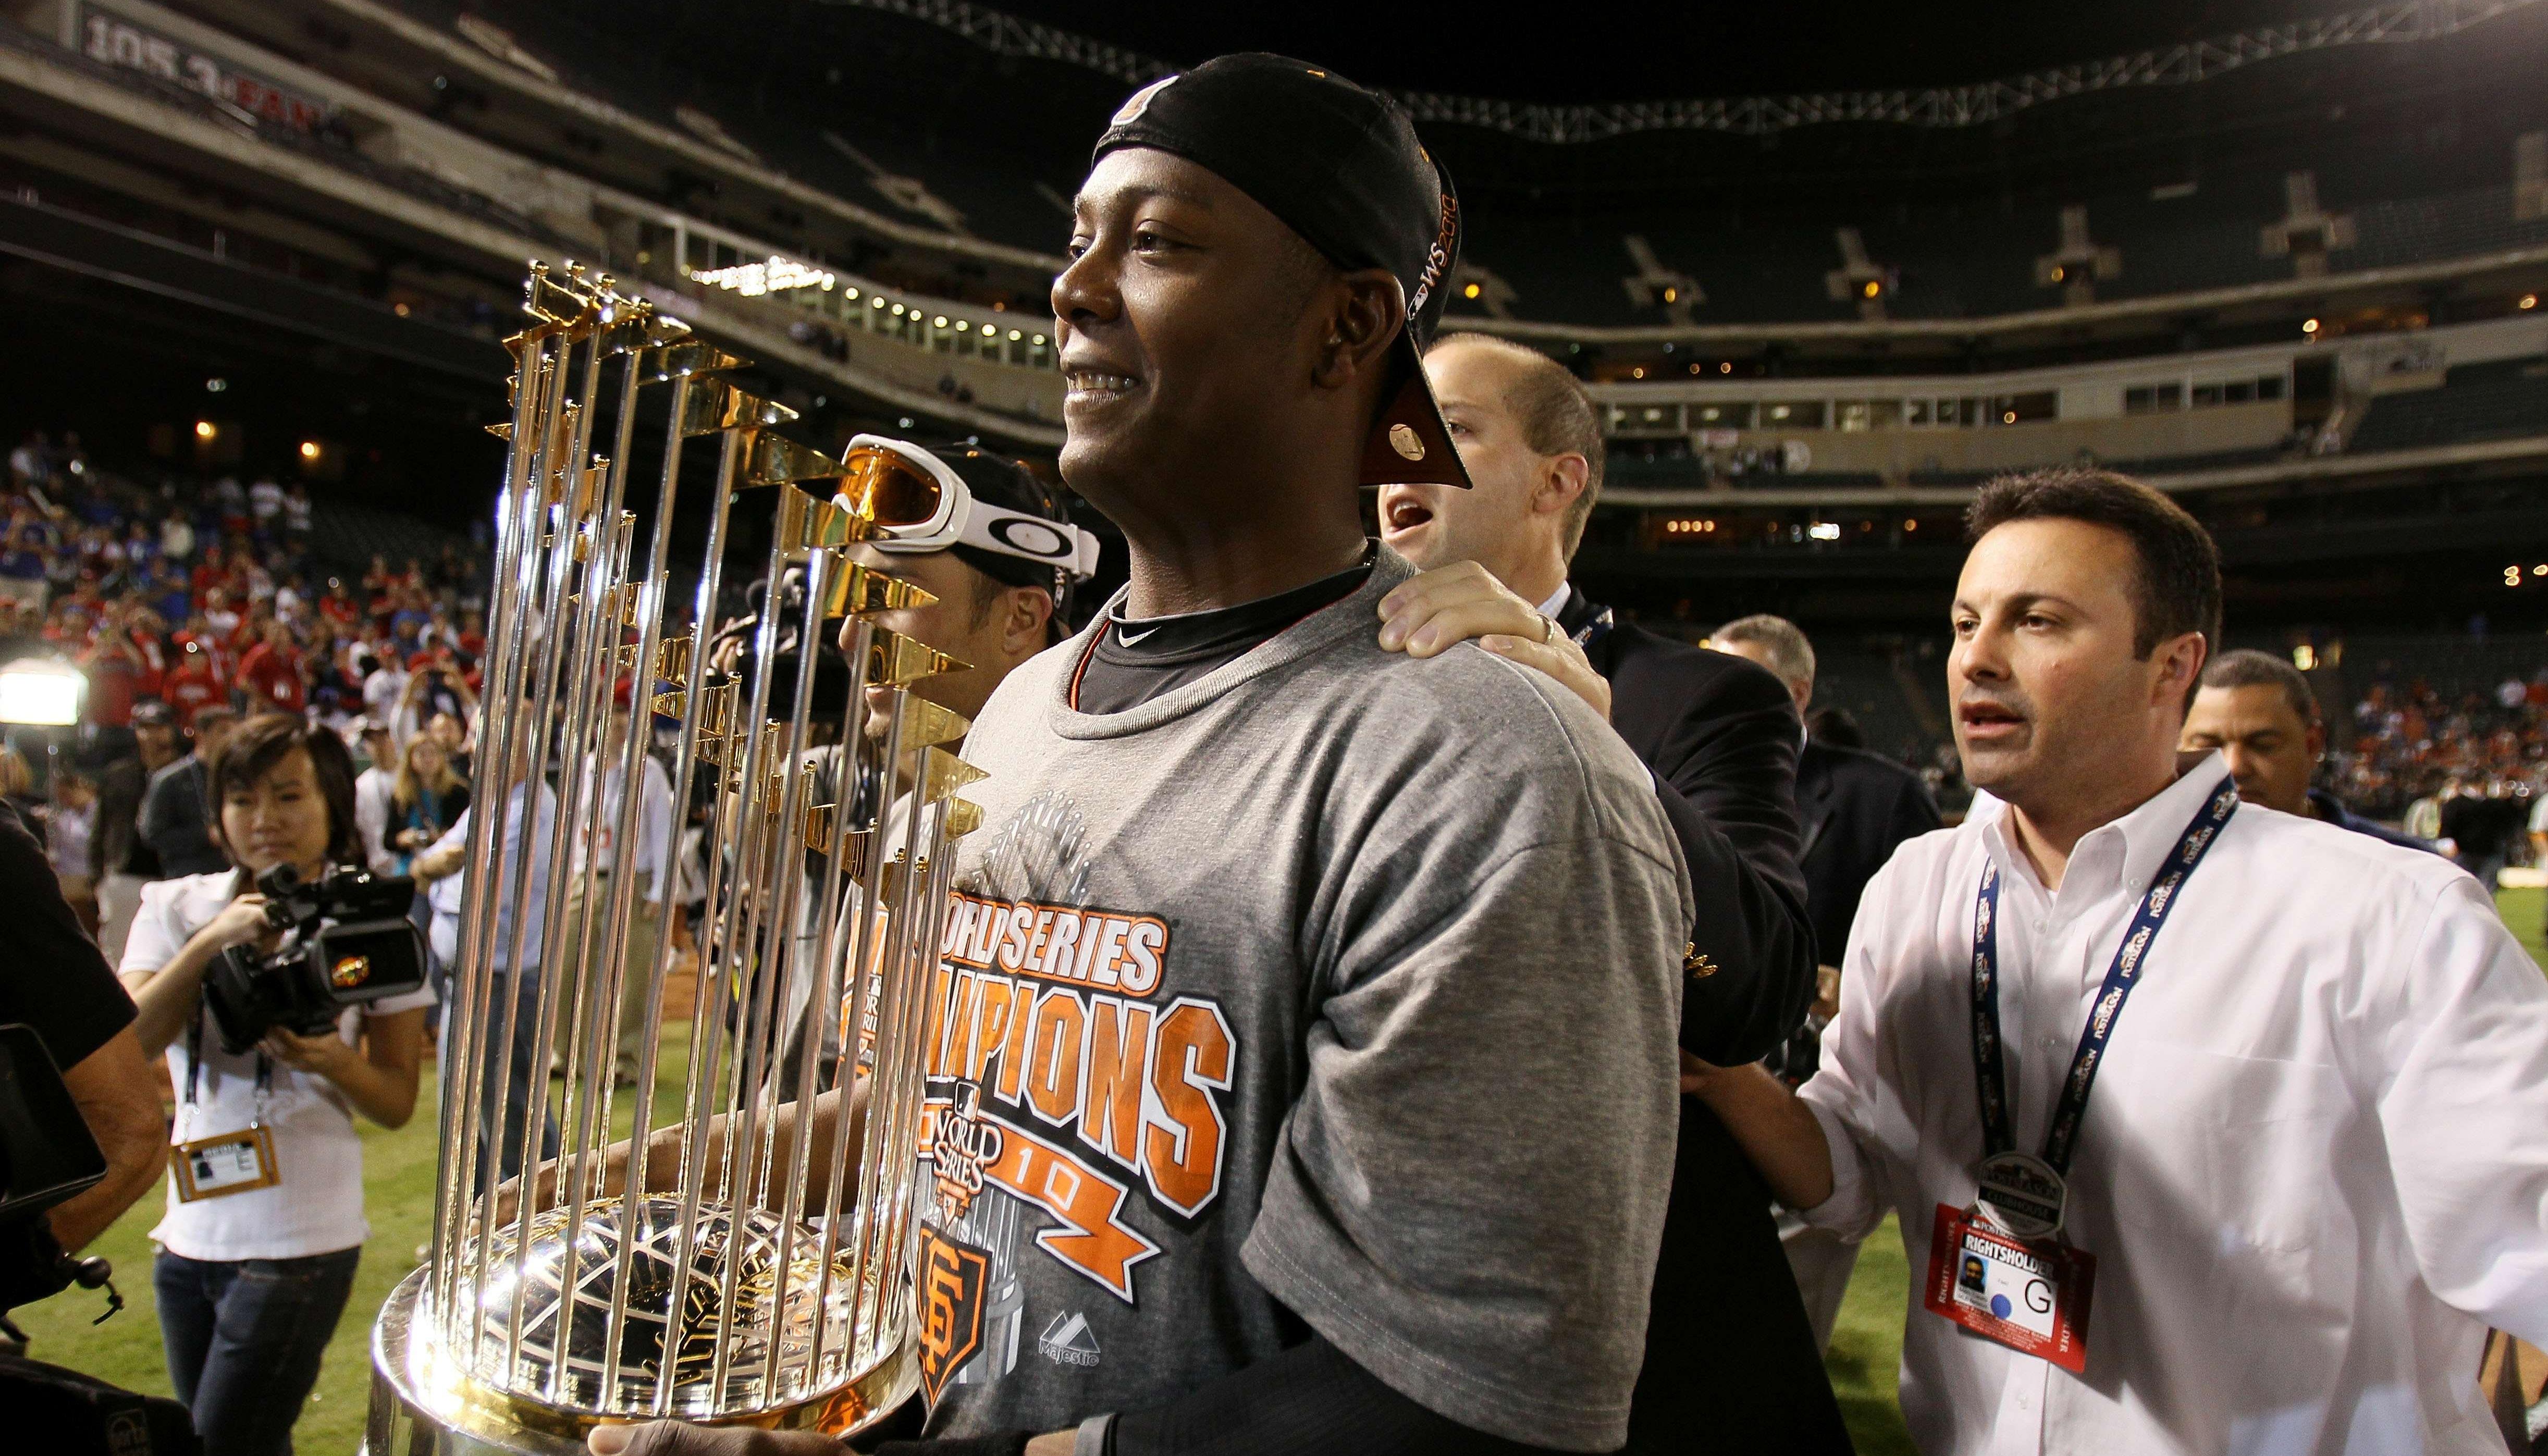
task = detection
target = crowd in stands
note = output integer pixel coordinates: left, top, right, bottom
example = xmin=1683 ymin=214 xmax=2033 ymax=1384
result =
xmin=0 ymin=428 xmax=495 ymax=936
xmin=1 ymin=429 xmax=489 ymax=736
xmin=2329 ymin=672 xmax=2548 ymax=871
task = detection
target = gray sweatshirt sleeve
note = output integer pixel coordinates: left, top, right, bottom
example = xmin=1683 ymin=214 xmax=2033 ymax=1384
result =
xmin=1242 ymin=804 xmax=1685 ymax=1451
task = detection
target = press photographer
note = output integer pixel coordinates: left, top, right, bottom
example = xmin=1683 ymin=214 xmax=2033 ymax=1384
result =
xmin=119 ymin=714 xmax=434 ymax=1455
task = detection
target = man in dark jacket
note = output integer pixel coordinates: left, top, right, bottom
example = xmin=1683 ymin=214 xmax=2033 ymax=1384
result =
xmin=1712 ymin=614 xmax=1940 ymax=1351
xmin=2181 ymin=649 xmax=2440 ymax=853
xmin=1376 ymin=331 xmax=1847 ymax=1453
xmin=92 ymin=699 xmax=181 ymax=965
xmin=137 ymin=705 xmax=235 ymax=880
xmin=1712 ymin=615 xmax=1941 ymax=1079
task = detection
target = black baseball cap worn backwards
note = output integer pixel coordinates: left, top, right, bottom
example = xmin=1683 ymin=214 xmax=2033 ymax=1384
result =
xmin=1094 ymin=53 xmax=1473 ymax=490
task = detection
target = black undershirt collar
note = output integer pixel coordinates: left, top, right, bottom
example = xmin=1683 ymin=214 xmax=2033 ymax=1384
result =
xmin=1072 ymin=546 xmax=1376 ymax=715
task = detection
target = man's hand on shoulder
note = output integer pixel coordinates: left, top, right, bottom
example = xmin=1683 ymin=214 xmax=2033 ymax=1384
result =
xmin=1376 ymin=561 xmax=1609 ymax=721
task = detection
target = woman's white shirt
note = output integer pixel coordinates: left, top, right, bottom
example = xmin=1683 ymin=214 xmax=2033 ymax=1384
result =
xmin=122 ymin=870 xmax=435 ymax=1262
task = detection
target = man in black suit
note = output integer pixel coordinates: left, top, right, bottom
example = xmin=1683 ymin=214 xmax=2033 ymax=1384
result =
xmin=1713 ymin=615 xmax=1942 ymax=1084
xmin=1375 ymin=332 xmax=1849 ymax=1453
xmin=1710 ymin=615 xmax=1941 ymax=1351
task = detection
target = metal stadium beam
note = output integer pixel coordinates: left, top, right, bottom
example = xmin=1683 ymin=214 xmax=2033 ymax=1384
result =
xmin=820 ymin=0 xmax=2546 ymax=143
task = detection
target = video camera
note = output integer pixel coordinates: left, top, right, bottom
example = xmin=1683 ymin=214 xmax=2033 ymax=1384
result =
xmin=202 ymin=864 xmax=426 ymax=1055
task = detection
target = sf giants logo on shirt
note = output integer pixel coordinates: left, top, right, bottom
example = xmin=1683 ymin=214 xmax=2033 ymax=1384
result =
xmin=921 ymin=890 xmax=1235 ymax=1303
xmin=916 ymin=1227 xmax=990 ymax=1404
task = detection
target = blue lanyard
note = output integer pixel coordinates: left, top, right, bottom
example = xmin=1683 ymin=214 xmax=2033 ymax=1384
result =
xmin=1971 ymin=775 xmax=2237 ymax=1175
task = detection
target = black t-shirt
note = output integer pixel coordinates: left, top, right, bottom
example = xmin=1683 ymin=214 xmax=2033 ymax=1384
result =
xmin=1072 ymin=552 xmax=1374 ymax=714
xmin=0 ymin=800 xmax=133 ymax=1069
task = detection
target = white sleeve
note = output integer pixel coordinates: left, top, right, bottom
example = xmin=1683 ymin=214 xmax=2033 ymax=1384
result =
xmin=1794 ymin=863 xmax=1905 ymax=1241
xmin=120 ymin=878 xmax=191 ymax=976
xmin=641 ymin=759 xmax=675 ymax=899
xmin=356 ymin=776 xmax=393 ymax=875
xmin=2361 ymin=873 xmax=2548 ymax=1344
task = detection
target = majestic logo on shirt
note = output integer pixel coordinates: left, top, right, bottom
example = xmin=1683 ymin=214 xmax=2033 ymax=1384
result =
xmin=916 ymin=1227 xmax=991 ymax=1404
xmin=1037 ymin=1310 xmax=1100 ymax=1367
xmin=920 ymin=886 xmax=1237 ymax=1305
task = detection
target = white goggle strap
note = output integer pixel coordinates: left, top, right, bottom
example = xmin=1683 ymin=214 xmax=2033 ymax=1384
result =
xmin=953 ymin=500 xmax=1100 ymax=583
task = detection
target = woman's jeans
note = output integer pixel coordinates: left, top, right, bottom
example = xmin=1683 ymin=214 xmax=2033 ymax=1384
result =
xmin=153 ymin=1245 xmax=360 ymax=1455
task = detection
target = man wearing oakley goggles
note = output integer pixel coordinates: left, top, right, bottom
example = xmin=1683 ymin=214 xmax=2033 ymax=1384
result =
xmin=848 ymin=438 xmax=1100 ymax=737
xmin=593 ymin=55 xmax=1684 ymax=1456
xmin=770 ymin=442 xmax=1094 ymax=1094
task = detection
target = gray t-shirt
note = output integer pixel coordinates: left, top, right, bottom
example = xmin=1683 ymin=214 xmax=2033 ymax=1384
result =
xmin=916 ymin=548 xmax=1690 ymax=1451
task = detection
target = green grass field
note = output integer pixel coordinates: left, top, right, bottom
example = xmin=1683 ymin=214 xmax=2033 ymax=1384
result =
xmin=21 ymin=890 xmax=2548 ymax=1453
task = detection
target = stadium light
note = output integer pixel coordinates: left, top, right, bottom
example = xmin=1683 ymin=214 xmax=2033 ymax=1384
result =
xmin=2523 ymin=294 xmax=2539 ymax=311
xmin=299 ymin=440 xmax=321 ymax=461
xmin=2302 ymin=318 xmax=2321 ymax=334
xmin=0 ymin=658 xmax=83 ymax=726
xmin=1808 ymin=521 xmax=1841 ymax=541
xmin=204 ymin=377 xmax=226 ymax=393
xmin=194 ymin=420 xmax=215 ymax=440
xmin=1719 ymin=361 xmax=1732 ymax=374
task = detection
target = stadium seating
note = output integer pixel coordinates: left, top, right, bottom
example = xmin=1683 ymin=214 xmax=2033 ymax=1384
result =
xmin=2349 ymin=357 xmax=2548 ymax=455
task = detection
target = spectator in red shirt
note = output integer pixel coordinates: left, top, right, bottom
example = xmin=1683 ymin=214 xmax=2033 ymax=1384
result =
xmin=189 ymin=543 xmax=226 ymax=598
xmin=80 ymin=617 xmax=142 ymax=727
xmin=126 ymin=607 xmax=168 ymax=700
xmin=235 ymin=619 xmax=305 ymax=715
xmin=172 ymin=611 xmax=235 ymax=684
xmin=319 ymin=578 xmax=358 ymax=630
xmin=161 ymin=639 xmax=225 ymax=729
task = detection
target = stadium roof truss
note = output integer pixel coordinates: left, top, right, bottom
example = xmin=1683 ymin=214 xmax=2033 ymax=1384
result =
xmin=826 ymin=0 xmax=2545 ymax=143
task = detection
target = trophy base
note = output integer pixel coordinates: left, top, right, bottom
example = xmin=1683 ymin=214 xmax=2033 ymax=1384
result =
xmin=364 ymin=1266 xmax=918 ymax=1455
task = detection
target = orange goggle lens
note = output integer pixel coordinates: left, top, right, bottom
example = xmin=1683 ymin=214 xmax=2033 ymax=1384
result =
xmin=838 ymin=447 xmax=944 ymax=530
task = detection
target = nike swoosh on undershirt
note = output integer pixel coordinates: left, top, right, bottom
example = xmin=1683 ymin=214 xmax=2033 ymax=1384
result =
xmin=1113 ymin=623 xmax=1162 ymax=647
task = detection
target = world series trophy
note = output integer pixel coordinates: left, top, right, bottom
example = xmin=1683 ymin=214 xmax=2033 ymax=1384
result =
xmin=366 ymin=263 xmax=986 ymax=1452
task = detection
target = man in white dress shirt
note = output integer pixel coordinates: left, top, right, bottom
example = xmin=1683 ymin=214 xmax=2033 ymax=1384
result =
xmin=1688 ymin=467 xmax=2548 ymax=1455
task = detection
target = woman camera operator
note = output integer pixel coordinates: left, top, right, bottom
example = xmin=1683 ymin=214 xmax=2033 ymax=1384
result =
xmin=117 ymin=714 xmax=432 ymax=1455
